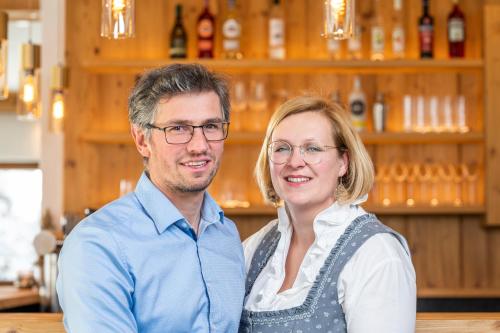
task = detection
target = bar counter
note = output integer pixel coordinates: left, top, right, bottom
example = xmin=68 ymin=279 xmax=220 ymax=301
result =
xmin=0 ymin=286 xmax=39 ymax=311
xmin=0 ymin=313 xmax=499 ymax=332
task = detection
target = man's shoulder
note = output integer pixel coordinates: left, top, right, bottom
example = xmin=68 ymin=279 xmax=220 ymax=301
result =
xmin=68 ymin=193 xmax=143 ymax=239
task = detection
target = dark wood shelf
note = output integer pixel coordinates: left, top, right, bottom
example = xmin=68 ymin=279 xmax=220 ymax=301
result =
xmin=223 ymin=205 xmax=485 ymax=216
xmin=81 ymin=58 xmax=484 ymax=75
xmin=81 ymin=131 xmax=484 ymax=146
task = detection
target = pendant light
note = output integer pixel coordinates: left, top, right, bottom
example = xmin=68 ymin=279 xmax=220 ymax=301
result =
xmin=100 ymin=0 xmax=135 ymax=39
xmin=49 ymin=64 xmax=68 ymax=133
xmin=17 ymin=42 xmax=41 ymax=120
xmin=323 ymin=0 xmax=355 ymax=40
xmin=0 ymin=12 xmax=8 ymax=100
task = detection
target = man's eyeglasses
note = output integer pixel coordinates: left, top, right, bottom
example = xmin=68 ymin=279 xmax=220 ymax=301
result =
xmin=146 ymin=122 xmax=229 ymax=144
xmin=268 ymin=140 xmax=340 ymax=165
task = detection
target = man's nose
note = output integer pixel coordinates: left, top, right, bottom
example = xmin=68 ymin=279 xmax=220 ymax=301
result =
xmin=186 ymin=127 xmax=209 ymax=153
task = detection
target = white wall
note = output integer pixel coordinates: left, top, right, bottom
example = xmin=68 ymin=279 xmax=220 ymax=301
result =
xmin=0 ymin=113 xmax=40 ymax=163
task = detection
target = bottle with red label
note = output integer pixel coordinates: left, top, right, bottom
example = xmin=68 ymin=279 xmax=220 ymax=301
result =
xmin=418 ymin=0 xmax=434 ymax=59
xmin=447 ymin=0 xmax=465 ymax=58
xmin=197 ymin=0 xmax=215 ymax=58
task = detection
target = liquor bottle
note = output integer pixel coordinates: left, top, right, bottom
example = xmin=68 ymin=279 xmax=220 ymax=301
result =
xmin=330 ymin=89 xmax=341 ymax=104
xmin=197 ymin=0 xmax=215 ymax=58
xmin=371 ymin=0 xmax=385 ymax=61
xmin=373 ymin=92 xmax=387 ymax=132
xmin=222 ymin=0 xmax=243 ymax=59
xmin=326 ymin=38 xmax=342 ymax=60
xmin=418 ymin=0 xmax=434 ymax=59
xmin=348 ymin=11 xmax=363 ymax=60
xmin=169 ymin=4 xmax=187 ymax=59
xmin=447 ymin=0 xmax=465 ymax=58
xmin=348 ymin=76 xmax=367 ymax=131
xmin=269 ymin=0 xmax=286 ymax=60
xmin=391 ymin=0 xmax=405 ymax=59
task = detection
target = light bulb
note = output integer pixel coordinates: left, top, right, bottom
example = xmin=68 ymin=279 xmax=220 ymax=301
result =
xmin=22 ymin=76 xmax=35 ymax=103
xmin=323 ymin=0 xmax=354 ymax=40
xmin=50 ymin=91 xmax=64 ymax=133
xmin=17 ymin=43 xmax=41 ymax=120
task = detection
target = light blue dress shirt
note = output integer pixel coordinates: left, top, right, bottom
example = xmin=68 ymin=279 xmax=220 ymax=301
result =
xmin=56 ymin=172 xmax=245 ymax=333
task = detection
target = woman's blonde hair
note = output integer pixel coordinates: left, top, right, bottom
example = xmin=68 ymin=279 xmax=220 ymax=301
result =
xmin=255 ymin=95 xmax=374 ymax=205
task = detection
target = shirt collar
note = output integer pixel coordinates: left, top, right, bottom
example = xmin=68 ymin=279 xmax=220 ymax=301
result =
xmin=134 ymin=172 xmax=224 ymax=234
xmin=275 ymin=194 xmax=368 ymax=233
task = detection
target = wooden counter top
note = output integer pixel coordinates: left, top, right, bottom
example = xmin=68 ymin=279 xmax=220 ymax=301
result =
xmin=0 ymin=285 xmax=40 ymax=310
xmin=0 ymin=313 xmax=498 ymax=332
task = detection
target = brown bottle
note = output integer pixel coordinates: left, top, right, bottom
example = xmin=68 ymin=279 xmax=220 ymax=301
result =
xmin=197 ymin=0 xmax=215 ymax=58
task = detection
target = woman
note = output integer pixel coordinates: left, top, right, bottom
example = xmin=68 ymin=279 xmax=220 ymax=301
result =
xmin=240 ymin=96 xmax=416 ymax=333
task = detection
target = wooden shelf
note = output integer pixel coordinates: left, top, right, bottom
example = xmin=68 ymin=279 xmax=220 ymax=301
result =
xmin=81 ymin=132 xmax=133 ymax=145
xmin=80 ymin=131 xmax=263 ymax=145
xmin=361 ymin=132 xmax=484 ymax=145
xmin=418 ymin=288 xmax=500 ymax=298
xmin=223 ymin=205 xmax=484 ymax=216
xmin=81 ymin=131 xmax=483 ymax=146
xmin=81 ymin=59 xmax=484 ymax=75
xmin=223 ymin=206 xmax=276 ymax=216
xmin=368 ymin=205 xmax=485 ymax=215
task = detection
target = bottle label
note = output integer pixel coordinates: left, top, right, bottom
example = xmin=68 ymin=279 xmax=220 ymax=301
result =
xmin=198 ymin=40 xmax=213 ymax=51
xmin=170 ymin=35 xmax=187 ymax=57
xmin=419 ymin=24 xmax=434 ymax=52
xmin=350 ymin=100 xmax=366 ymax=117
xmin=269 ymin=18 xmax=285 ymax=47
xmin=448 ymin=18 xmax=464 ymax=42
xmin=198 ymin=19 xmax=214 ymax=38
xmin=371 ymin=26 xmax=385 ymax=53
xmin=392 ymin=26 xmax=405 ymax=54
xmin=223 ymin=39 xmax=240 ymax=51
xmin=223 ymin=18 xmax=241 ymax=39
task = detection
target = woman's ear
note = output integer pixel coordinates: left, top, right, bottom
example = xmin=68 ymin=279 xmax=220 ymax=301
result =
xmin=338 ymin=151 xmax=349 ymax=178
xmin=131 ymin=125 xmax=151 ymax=159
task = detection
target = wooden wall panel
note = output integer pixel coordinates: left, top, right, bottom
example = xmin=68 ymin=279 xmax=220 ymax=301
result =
xmin=64 ymin=0 xmax=500 ymax=297
xmin=484 ymin=3 xmax=500 ymax=226
xmin=408 ymin=218 xmax=461 ymax=289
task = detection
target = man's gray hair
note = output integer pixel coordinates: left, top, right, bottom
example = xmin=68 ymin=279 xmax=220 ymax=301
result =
xmin=128 ymin=63 xmax=230 ymax=132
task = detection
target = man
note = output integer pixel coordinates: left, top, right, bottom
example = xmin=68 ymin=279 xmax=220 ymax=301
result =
xmin=56 ymin=64 xmax=245 ymax=333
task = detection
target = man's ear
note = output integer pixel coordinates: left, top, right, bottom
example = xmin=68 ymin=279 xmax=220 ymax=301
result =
xmin=131 ymin=125 xmax=151 ymax=159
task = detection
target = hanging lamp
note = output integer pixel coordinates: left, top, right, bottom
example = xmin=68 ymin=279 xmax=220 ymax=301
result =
xmin=322 ymin=0 xmax=355 ymax=40
xmin=100 ymin=0 xmax=135 ymax=39
xmin=17 ymin=42 xmax=41 ymax=120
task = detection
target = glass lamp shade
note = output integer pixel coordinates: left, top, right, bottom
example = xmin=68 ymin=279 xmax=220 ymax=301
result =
xmin=17 ymin=43 xmax=41 ymax=120
xmin=50 ymin=90 xmax=64 ymax=133
xmin=49 ymin=65 xmax=68 ymax=133
xmin=100 ymin=0 xmax=135 ymax=39
xmin=323 ymin=0 xmax=355 ymax=40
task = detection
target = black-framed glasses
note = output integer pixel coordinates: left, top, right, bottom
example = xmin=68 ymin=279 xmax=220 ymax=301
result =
xmin=145 ymin=122 xmax=229 ymax=144
xmin=268 ymin=140 xmax=340 ymax=165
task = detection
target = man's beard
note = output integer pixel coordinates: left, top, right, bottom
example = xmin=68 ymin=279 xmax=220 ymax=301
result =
xmin=169 ymin=160 xmax=220 ymax=193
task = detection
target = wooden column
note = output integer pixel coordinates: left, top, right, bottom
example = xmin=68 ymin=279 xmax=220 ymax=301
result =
xmin=484 ymin=1 xmax=500 ymax=226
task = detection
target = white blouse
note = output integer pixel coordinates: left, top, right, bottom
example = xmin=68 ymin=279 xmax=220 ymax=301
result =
xmin=243 ymin=197 xmax=416 ymax=333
